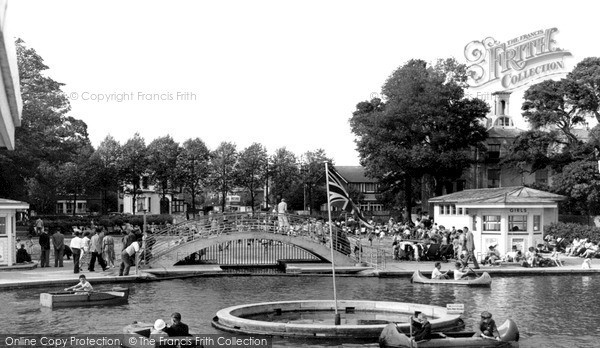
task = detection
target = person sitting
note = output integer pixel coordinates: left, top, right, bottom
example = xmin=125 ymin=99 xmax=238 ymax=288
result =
xmin=525 ymin=247 xmax=539 ymax=267
xmin=581 ymin=242 xmax=599 ymax=259
xmin=150 ymin=319 xmax=168 ymax=341
xmin=550 ymin=247 xmax=564 ymax=267
xmin=582 ymin=258 xmax=592 ymax=269
xmin=475 ymin=311 xmax=500 ymax=340
xmin=505 ymin=246 xmax=521 ymax=263
xmin=482 ymin=245 xmax=501 ymax=265
xmin=410 ymin=312 xmax=431 ymax=342
xmin=64 ymin=274 xmax=93 ymax=292
xmin=453 ymin=261 xmax=469 ymax=280
xmin=164 ymin=312 xmax=189 ymax=336
xmin=431 ymin=262 xmax=449 ymax=279
xmin=16 ymin=244 xmax=32 ymax=263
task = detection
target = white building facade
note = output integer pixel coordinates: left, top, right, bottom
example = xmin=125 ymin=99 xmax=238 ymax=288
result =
xmin=430 ymin=187 xmax=565 ymax=257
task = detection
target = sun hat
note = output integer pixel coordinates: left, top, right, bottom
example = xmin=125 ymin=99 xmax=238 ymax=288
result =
xmin=154 ymin=319 xmax=166 ymax=331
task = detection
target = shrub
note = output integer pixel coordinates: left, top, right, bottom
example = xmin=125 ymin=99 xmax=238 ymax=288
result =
xmin=544 ymin=222 xmax=600 ymax=242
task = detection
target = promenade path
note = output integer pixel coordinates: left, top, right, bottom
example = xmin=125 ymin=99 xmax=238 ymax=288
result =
xmin=1 ymin=236 xmax=598 ymax=290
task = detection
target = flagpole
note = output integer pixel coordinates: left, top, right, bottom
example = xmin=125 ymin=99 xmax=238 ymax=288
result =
xmin=324 ymin=162 xmax=340 ymax=325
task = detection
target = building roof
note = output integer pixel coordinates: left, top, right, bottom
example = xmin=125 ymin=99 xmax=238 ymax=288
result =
xmin=335 ymin=166 xmax=378 ymax=183
xmin=0 ymin=198 xmax=29 ymax=209
xmin=487 ymin=127 xmax=525 ymax=138
xmin=429 ymin=186 xmax=566 ymax=205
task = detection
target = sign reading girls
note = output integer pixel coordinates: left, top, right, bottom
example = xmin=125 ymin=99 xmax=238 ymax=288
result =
xmin=464 ymin=28 xmax=572 ymax=90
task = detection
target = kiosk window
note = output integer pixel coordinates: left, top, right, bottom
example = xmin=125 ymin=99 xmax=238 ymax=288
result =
xmin=533 ymin=215 xmax=541 ymax=231
xmin=0 ymin=217 xmax=5 ymax=235
xmin=509 ymin=215 xmax=527 ymax=231
xmin=483 ymin=215 xmax=501 ymax=231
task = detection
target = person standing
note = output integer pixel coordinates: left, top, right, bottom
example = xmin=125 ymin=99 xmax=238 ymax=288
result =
xmin=464 ymin=226 xmax=480 ymax=269
xmin=38 ymin=229 xmax=50 ymax=267
xmin=277 ymin=198 xmax=289 ymax=233
xmin=102 ymin=233 xmax=116 ymax=268
xmin=119 ymin=238 xmax=142 ymax=276
xmin=70 ymin=231 xmax=83 ymax=274
xmin=35 ymin=217 xmax=44 ymax=235
xmin=89 ymin=228 xmax=107 ymax=272
xmin=51 ymin=229 xmax=65 ymax=267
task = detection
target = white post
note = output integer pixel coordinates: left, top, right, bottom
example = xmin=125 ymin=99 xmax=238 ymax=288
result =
xmin=324 ymin=162 xmax=340 ymax=324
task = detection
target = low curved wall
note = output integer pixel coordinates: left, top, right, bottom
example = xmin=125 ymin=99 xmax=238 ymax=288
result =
xmin=212 ymin=300 xmax=463 ymax=338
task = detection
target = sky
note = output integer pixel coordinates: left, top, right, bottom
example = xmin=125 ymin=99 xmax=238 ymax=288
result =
xmin=7 ymin=0 xmax=599 ymax=165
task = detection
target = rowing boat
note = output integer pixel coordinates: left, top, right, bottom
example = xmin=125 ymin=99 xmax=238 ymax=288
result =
xmin=379 ymin=319 xmax=519 ymax=348
xmin=411 ymin=271 xmax=492 ymax=287
xmin=123 ymin=322 xmax=198 ymax=348
xmin=40 ymin=287 xmax=129 ymax=308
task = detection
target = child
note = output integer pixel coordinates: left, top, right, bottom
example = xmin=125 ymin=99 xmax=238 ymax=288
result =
xmin=582 ymin=258 xmax=592 ymax=269
xmin=550 ymin=247 xmax=563 ymax=267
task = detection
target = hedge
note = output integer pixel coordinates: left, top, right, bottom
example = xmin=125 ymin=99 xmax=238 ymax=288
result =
xmin=544 ymin=222 xmax=600 ymax=242
xmin=29 ymin=214 xmax=174 ymax=234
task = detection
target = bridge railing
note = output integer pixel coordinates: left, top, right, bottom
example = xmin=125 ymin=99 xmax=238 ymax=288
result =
xmin=140 ymin=212 xmax=353 ymax=267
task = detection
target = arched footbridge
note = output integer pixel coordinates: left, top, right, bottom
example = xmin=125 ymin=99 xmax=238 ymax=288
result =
xmin=140 ymin=213 xmax=358 ymax=269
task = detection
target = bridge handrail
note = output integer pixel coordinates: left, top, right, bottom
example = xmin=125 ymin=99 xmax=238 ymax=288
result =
xmin=141 ymin=212 xmax=353 ymax=267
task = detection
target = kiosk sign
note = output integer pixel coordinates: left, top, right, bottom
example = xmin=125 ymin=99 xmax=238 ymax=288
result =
xmin=464 ymin=28 xmax=571 ymax=90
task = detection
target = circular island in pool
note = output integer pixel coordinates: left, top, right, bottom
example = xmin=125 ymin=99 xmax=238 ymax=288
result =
xmin=212 ymin=300 xmax=464 ymax=339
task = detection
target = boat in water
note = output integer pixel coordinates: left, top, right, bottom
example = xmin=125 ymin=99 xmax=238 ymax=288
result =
xmin=40 ymin=287 xmax=129 ymax=308
xmin=379 ymin=319 xmax=519 ymax=348
xmin=122 ymin=322 xmax=199 ymax=348
xmin=411 ymin=271 xmax=492 ymax=287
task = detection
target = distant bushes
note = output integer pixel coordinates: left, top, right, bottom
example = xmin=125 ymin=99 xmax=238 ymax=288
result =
xmin=29 ymin=214 xmax=174 ymax=234
xmin=544 ymin=222 xmax=600 ymax=241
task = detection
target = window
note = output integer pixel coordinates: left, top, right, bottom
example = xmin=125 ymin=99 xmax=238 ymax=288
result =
xmin=458 ymin=208 xmax=463 ymax=215
xmin=533 ymin=215 xmax=541 ymax=231
xmin=472 ymin=215 xmax=477 ymax=231
xmin=487 ymin=144 xmax=501 ymax=160
xmin=55 ymin=203 xmax=63 ymax=214
xmin=370 ymin=204 xmax=383 ymax=211
xmin=172 ymin=200 xmax=184 ymax=213
xmin=364 ymin=183 xmax=378 ymax=193
xmin=147 ymin=198 xmax=152 ymax=213
xmin=487 ymin=169 xmax=500 ymax=188
xmin=0 ymin=217 xmax=6 ymax=235
xmin=495 ymin=116 xmax=512 ymax=127
xmin=451 ymin=205 xmax=456 ymax=215
xmin=483 ymin=215 xmax=501 ymax=231
xmin=66 ymin=202 xmax=73 ymax=214
xmin=509 ymin=215 xmax=527 ymax=231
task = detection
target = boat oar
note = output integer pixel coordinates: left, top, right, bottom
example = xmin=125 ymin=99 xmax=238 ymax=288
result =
xmin=467 ymin=267 xmax=480 ymax=278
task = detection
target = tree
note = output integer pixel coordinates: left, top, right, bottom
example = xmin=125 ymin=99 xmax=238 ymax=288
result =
xmin=567 ymin=57 xmax=600 ymax=123
xmin=300 ymin=149 xmax=331 ymax=213
xmin=350 ymin=58 xmax=489 ymax=221
xmin=1 ymin=39 xmax=91 ymax=202
xmin=25 ymin=162 xmax=61 ymax=214
xmin=235 ymin=143 xmax=268 ymax=212
xmin=269 ymin=147 xmax=299 ymax=205
xmin=148 ymin=135 xmax=180 ymax=213
xmin=551 ymin=160 xmax=600 ymax=215
xmin=59 ymin=146 xmax=94 ymax=216
xmin=177 ymin=138 xmax=210 ymax=217
xmin=522 ymin=79 xmax=585 ymax=147
xmin=209 ymin=142 xmax=238 ymax=212
xmin=118 ymin=133 xmax=148 ymax=214
xmin=88 ymin=136 xmax=121 ymax=214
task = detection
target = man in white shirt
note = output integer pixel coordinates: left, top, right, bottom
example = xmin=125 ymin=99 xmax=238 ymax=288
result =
xmin=69 ymin=232 xmax=83 ymax=274
xmin=119 ymin=239 xmax=142 ymax=276
xmin=64 ymin=274 xmax=93 ymax=292
xmin=277 ymin=198 xmax=289 ymax=233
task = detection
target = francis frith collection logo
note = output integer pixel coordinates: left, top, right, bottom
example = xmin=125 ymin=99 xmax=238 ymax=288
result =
xmin=464 ymin=28 xmax=572 ymax=90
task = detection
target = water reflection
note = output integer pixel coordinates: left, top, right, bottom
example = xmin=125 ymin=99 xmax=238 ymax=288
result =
xmin=1 ymin=275 xmax=599 ymax=347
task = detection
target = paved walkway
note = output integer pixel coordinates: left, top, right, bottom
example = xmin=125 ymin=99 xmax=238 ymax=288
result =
xmin=1 ymin=250 xmax=598 ymax=290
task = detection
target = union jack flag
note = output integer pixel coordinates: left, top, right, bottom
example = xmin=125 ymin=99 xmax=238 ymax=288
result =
xmin=327 ymin=165 xmax=373 ymax=228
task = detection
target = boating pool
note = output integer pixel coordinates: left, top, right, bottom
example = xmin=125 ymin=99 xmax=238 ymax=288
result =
xmin=1 ymin=274 xmax=599 ymax=348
